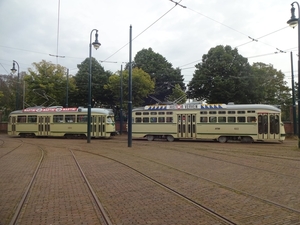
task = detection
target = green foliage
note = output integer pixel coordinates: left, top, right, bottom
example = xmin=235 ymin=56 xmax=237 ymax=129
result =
xmin=105 ymin=67 xmax=155 ymax=109
xmin=188 ymin=45 xmax=256 ymax=104
xmin=133 ymin=48 xmax=185 ymax=104
xmin=72 ymin=58 xmax=113 ymax=108
xmin=166 ymin=84 xmax=187 ymax=104
xmin=251 ymin=62 xmax=291 ymax=120
xmin=24 ymin=60 xmax=74 ymax=107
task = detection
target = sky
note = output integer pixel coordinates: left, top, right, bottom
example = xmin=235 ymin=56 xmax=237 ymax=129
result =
xmin=0 ymin=0 xmax=298 ymax=88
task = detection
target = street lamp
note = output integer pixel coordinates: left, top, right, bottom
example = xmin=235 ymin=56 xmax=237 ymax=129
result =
xmin=11 ymin=60 xmax=20 ymax=110
xmin=87 ymin=29 xmax=101 ymax=143
xmin=288 ymin=2 xmax=300 ymax=147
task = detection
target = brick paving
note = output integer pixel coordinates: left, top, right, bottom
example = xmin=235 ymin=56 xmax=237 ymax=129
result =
xmin=1 ymin=135 xmax=300 ymax=224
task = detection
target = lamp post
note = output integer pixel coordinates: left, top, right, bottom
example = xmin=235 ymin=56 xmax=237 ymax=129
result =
xmin=87 ymin=29 xmax=101 ymax=143
xmin=288 ymin=2 xmax=300 ymax=147
xmin=11 ymin=60 xmax=20 ymax=110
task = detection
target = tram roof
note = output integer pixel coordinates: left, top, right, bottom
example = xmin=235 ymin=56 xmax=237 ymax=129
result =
xmin=133 ymin=103 xmax=281 ymax=112
xmin=9 ymin=107 xmax=114 ymax=115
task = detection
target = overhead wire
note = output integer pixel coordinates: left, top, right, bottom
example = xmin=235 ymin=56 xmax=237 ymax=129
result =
xmin=102 ymin=0 xmax=185 ymax=62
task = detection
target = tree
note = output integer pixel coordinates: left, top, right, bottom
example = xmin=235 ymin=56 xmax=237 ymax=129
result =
xmin=104 ymin=67 xmax=155 ymax=110
xmin=72 ymin=58 xmax=113 ymax=108
xmin=133 ymin=48 xmax=185 ymax=104
xmin=251 ymin=62 xmax=291 ymax=120
xmin=24 ymin=60 xmax=74 ymax=107
xmin=166 ymin=83 xmax=187 ymax=104
xmin=188 ymin=45 xmax=257 ymax=104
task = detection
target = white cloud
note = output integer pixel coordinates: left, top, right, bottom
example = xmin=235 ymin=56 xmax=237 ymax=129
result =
xmin=0 ymin=0 xmax=298 ymax=87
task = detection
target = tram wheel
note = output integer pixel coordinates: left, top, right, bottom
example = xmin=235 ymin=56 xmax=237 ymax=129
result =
xmin=218 ymin=136 xmax=227 ymax=143
xmin=147 ymin=135 xmax=154 ymax=141
xmin=166 ymin=135 xmax=174 ymax=142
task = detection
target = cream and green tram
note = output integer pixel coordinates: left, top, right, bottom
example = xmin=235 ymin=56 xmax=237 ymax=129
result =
xmin=8 ymin=106 xmax=116 ymax=138
xmin=131 ymin=103 xmax=285 ymax=143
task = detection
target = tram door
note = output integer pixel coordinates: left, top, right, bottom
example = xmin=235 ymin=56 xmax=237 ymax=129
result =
xmin=91 ymin=115 xmax=106 ymax=137
xmin=177 ymin=114 xmax=197 ymax=138
xmin=37 ymin=116 xmax=50 ymax=136
xmin=257 ymin=113 xmax=280 ymax=140
xmin=10 ymin=116 xmax=17 ymax=135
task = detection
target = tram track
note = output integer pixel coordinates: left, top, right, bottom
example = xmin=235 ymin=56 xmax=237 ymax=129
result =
xmin=71 ymin=147 xmax=300 ymax=224
xmin=70 ymin=150 xmax=113 ymax=225
xmin=6 ymin=145 xmax=114 ymax=225
xmin=71 ymin=148 xmax=237 ymax=225
xmin=9 ymin=147 xmax=44 ymax=225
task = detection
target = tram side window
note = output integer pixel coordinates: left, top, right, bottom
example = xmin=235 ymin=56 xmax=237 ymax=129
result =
xmin=77 ymin=114 xmax=87 ymax=123
xmin=17 ymin=116 xmax=26 ymax=123
xmin=228 ymin=117 xmax=236 ymax=123
xmin=166 ymin=117 xmax=173 ymax=123
xmin=150 ymin=112 xmax=157 ymax=115
xmin=158 ymin=112 xmax=165 ymax=115
xmin=28 ymin=115 xmax=37 ymax=123
xmin=136 ymin=117 xmax=142 ymax=123
xmin=218 ymin=117 xmax=226 ymax=123
xmin=247 ymin=116 xmax=256 ymax=123
xmin=53 ymin=115 xmax=64 ymax=123
xmin=200 ymin=117 xmax=207 ymax=123
xmin=209 ymin=116 xmax=217 ymax=123
xmin=158 ymin=117 xmax=165 ymax=123
xmin=200 ymin=111 xmax=207 ymax=114
xmin=228 ymin=111 xmax=235 ymax=114
xmin=135 ymin=112 xmax=142 ymax=115
xmin=150 ymin=117 xmax=157 ymax=123
xmin=143 ymin=112 xmax=149 ymax=115
xmin=65 ymin=115 xmax=75 ymax=123
xmin=166 ymin=112 xmax=173 ymax=115
xmin=237 ymin=117 xmax=246 ymax=123
xmin=143 ymin=117 xmax=149 ymax=123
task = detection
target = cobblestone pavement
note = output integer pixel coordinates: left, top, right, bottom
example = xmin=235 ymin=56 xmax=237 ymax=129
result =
xmin=1 ymin=134 xmax=300 ymax=225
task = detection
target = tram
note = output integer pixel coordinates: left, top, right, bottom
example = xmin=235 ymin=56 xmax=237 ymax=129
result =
xmin=131 ymin=103 xmax=285 ymax=143
xmin=7 ymin=106 xmax=116 ymax=138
